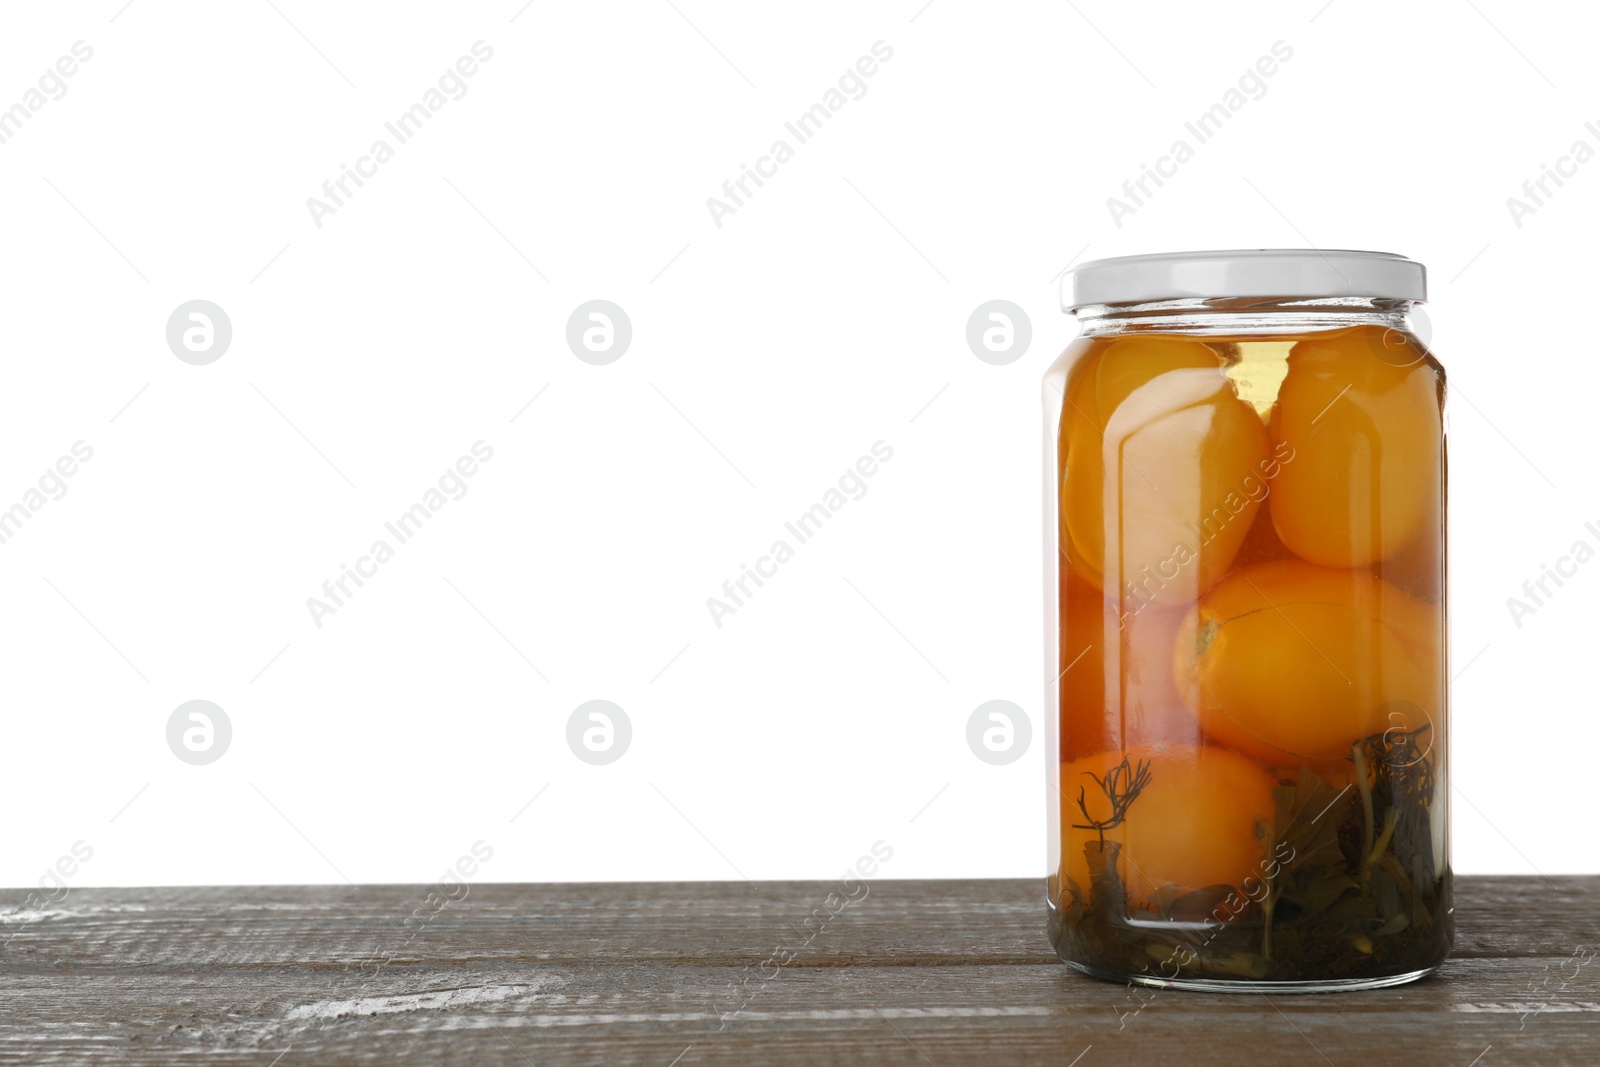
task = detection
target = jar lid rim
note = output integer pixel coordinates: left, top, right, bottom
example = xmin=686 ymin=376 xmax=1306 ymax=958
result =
xmin=1064 ymin=249 xmax=1427 ymax=309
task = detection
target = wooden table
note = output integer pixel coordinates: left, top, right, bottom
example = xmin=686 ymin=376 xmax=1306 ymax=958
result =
xmin=2 ymin=876 xmax=1595 ymax=1065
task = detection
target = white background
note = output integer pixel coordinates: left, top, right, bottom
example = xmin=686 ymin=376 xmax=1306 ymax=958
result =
xmin=0 ymin=0 xmax=1594 ymax=889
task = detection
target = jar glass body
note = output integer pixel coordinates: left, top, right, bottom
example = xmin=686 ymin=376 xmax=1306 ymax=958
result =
xmin=1042 ymin=297 xmax=1451 ymax=991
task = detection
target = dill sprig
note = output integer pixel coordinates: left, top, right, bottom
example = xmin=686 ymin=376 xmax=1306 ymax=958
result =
xmin=1071 ymin=756 xmax=1154 ymax=847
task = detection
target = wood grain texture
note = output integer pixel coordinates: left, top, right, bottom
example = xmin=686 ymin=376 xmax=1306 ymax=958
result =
xmin=1 ymin=876 xmax=1596 ymax=1065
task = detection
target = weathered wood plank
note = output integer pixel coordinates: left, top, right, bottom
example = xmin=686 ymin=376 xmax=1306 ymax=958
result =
xmin=1 ymin=877 xmax=1595 ymax=1065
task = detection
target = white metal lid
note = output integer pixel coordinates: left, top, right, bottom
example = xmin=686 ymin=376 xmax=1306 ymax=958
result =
xmin=1064 ymin=249 xmax=1427 ymax=310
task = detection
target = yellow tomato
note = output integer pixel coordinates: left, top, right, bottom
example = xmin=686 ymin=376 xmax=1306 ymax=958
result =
xmin=1268 ymin=326 xmax=1443 ymax=568
xmin=1173 ymin=560 xmax=1443 ymax=766
xmin=1059 ymin=743 xmax=1278 ymax=905
xmin=1061 ymin=336 xmax=1270 ymax=605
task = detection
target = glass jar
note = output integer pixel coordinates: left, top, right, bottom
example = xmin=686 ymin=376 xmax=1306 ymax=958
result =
xmin=1043 ymin=250 xmax=1451 ymax=991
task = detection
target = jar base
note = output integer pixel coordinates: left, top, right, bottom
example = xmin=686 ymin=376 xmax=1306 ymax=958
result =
xmin=1063 ymin=961 xmax=1441 ymax=994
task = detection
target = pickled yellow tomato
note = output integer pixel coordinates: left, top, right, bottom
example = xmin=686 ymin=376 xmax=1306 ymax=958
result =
xmin=1268 ymin=327 xmax=1443 ymax=568
xmin=1061 ymin=336 xmax=1271 ymax=604
xmin=1174 ymin=559 xmax=1443 ymax=767
xmin=1060 ymin=742 xmax=1278 ymax=905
